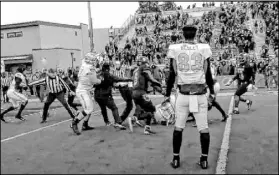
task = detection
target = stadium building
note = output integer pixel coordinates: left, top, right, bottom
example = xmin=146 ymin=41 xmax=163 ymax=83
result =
xmin=1 ymin=21 xmax=90 ymax=73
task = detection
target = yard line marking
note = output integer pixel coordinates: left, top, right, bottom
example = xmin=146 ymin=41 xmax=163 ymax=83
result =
xmin=215 ymin=96 xmax=234 ymax=174
xmin=1 ymin=102 xmax=126 ymax=143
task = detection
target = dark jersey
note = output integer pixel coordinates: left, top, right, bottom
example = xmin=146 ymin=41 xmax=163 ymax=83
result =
xmin=133 ymin=65 xmax=161 ymax=92
xmin=62 ymin=75 xmax=76 ymax=91
xmin=233 ymin=65 xmax=253 ymax=84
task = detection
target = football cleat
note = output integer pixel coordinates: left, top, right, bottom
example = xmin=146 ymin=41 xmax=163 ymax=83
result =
xmin=144 ymin=125 xmax=156 ymax=135
xmin=40 ymin=120 xmax=47 ymax=124
xmin=15 ymin=115 xmax=26 ymax=121
xmin=233 ymin=110 xmax=239 ymax=114
xmin=170 ymin=156 xmax=180 ymax=169
xmin=197 ymin=157 xmax=208 ymax=169
xmin=82 ymin=121 xmax=94 ymax=131
xmin=222 ymin=114 xmax=229 ymax=122
xmin=106 ymin=121 xmax=113 ymax=126
xmin=114 ymin=123 xmax=127 ymax=130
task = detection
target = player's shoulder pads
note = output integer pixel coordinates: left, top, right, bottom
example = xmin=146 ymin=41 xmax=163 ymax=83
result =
xmin=198 ymin=43 xmax=212 ymax=59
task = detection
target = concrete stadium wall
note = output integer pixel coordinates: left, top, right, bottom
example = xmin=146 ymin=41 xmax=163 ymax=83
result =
xmin=39 ymin=25 xmax=83 ymax=50
xmin=31 ymin=48 xmax=82 ymax=72
xmin=1 ymin=26 xmax=41 ymax=56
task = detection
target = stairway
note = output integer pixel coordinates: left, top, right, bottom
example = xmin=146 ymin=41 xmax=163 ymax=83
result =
xmin=210 ymin=13 xmax=222 ymax=60
xmin=247 ymin=8 xmax=267 ymax=60
xmin=118 ymin=25 xmax=136 ymax=49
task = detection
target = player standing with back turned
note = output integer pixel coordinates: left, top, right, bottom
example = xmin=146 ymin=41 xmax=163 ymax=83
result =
xmin=164 ymin=25 xmax=215 ymax=169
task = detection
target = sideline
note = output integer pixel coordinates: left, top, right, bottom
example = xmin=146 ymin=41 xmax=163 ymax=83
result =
xmin=1 ymin=102 xmax=125 ymax=143
xmin=215 ymin=96 xmax=234 ymax=174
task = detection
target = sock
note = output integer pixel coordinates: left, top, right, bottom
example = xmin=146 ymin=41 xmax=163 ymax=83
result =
xmin=76 ymin=110 xmax=87 ymax=121
xmin=17 ymin=102 xmax=28 ymax=116
xmin=200 ymin=133 xmax=210 ymax=160
xmin=144 ymin=112 xmax=152 ymax=126
xmin=84 ymin=114 xmax=91 ymax=122
xmin=1 ymin=106 xmax=15 ymax=116
xmin=173 ymin=130 xmax=183 ymax=155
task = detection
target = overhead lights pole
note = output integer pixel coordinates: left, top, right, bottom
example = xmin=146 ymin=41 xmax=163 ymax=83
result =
xmin=87 ymin=2 xmax=94 ymax=52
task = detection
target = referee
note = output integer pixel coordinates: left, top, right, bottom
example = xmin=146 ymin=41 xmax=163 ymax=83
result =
xmin=28 ymin=68 xmax=76 ymax=123
xmin=113 ymin=61 xmax=134 ymax=124
xmin=1 ymin=72 xmax=10 ymax=103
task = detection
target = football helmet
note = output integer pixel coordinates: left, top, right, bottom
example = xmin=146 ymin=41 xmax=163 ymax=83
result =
xmin=84 ymin=52 xmax=99 ymax=67
xmin=155 ymin=95 xmax=176 ymax=126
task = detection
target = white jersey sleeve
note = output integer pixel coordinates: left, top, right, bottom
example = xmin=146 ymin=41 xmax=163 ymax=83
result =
xmin=167 ymin=45 xmax=176 ymax=59
xmin=198 ymin=44 xmax=212 ymax=60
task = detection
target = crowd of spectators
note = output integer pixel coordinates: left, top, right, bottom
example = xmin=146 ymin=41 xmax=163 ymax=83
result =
xmin=218 ymin=3 xmax=255 ymax=54
xmin=136 ymin=1 xmax=161 ymax=14
xmin=251 ymin=2 xmax=278 ymax=59
xmin=5 ymin=2 xmax=278 ymax=99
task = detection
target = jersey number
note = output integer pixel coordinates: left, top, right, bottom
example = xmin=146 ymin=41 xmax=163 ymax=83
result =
xmin=177 ymin=52 xmax=203 ymax=72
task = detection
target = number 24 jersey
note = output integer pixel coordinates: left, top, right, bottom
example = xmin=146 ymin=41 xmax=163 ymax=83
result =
xmin=167 ymin=43 xmax=212 ymax=85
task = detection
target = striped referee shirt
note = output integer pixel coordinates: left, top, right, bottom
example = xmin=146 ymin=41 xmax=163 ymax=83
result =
xmin=28 ymin=75 xmax=71 ymax=94
xmin=113 ymin=68 xmax=125 ymax=78
xmin=1 ymin=77 xmax=11 ymax=88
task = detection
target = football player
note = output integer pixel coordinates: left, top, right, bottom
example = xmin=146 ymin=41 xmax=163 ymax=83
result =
xmin=225 ymin=62 xmax=253 ymax=114
xmin=0 ymin=67 xmax=28 ymax=122
xmin=71 ymin=52 xmax=102 ymax=135
xmin=94 ymin=62 xmax=132 ymax=130
xmin=132 ymin=56 xmax=163 ymax=135
xmin=164 ymin=25 xmax=215 ymax=169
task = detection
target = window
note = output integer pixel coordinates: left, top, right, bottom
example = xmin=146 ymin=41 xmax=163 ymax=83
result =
xmin=15 ymin=31 xmax=23 ymax=37
xmin=75 ymin=31 xmax=77 ymax=36
xmin=1 ymin=33 xmax=3 ymax=39
xmin=7 ymin=31 xmax=23 ymax=38
xmin=7 ymin=32 xmax=15 ymax=38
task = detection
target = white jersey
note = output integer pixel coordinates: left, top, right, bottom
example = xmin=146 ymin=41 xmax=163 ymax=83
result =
xmin=9 ymin=72 xmax=27 ymax=91
xmin=167 ymin=43 xmax=212 ymax=85
xmin=76 ymin=61 xmax=101 ymax=91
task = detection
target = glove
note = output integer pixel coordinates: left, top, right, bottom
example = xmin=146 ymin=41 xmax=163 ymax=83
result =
xmin=225 ymin=80 xmax=232 ymax=86
xmin=69 ymin=91 xmax=76 ymax=96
